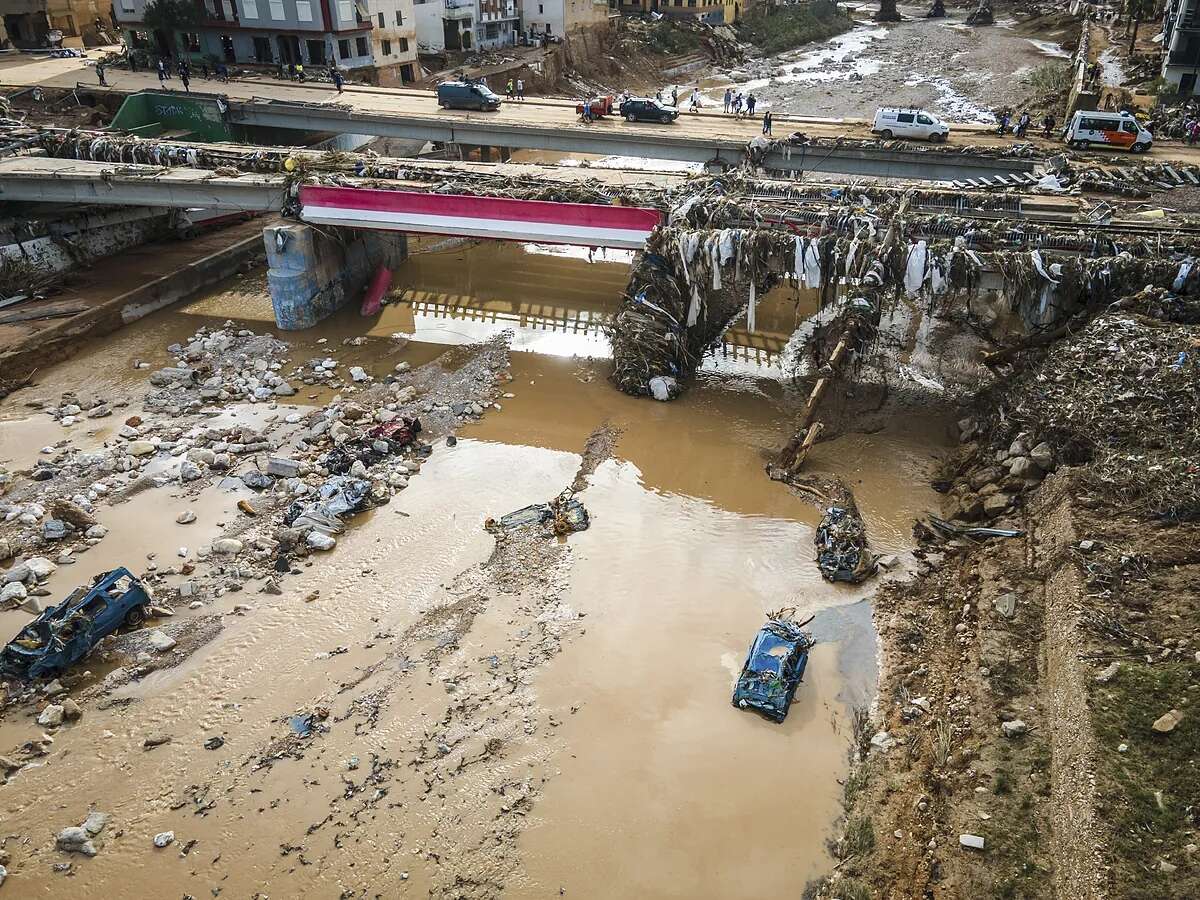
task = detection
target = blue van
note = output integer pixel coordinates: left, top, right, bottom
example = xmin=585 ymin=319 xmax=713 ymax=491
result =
xmin=437 ymin=80 xmax=502 ymax=112
xmin=1 ymin=568 xmax=153 ymax=679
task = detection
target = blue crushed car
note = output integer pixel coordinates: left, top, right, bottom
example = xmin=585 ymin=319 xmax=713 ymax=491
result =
xmin=0 ymin=568 xmax=152 ymax=680
xmin=732 ymin=615 xmax=815 ymax=723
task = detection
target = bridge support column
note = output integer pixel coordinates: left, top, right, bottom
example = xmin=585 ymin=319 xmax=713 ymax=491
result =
xmin=478 ymin=144 xmax=494 ymax=162
xmin=498 ymin=146 xmax=512 ymax=162
xmin=263 ymin=223 xmax=408 ymax=330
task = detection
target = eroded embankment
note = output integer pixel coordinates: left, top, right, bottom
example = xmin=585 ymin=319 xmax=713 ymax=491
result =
xmin=819 ymin=298 xmax=1200 ymax=900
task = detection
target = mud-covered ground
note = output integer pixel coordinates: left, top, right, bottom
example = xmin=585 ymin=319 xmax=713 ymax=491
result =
xmin=696 ymin=8 xmax=1079 ymax=123
xmin=0 ymin=241 xmax=958 ymax=897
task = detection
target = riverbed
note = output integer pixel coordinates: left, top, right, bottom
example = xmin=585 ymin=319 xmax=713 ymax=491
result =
xmin=0 ymin=238 xmax=949 ymax=897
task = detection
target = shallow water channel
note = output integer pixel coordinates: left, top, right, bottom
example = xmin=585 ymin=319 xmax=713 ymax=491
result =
xmin=0 ymin=239 xmax=948 ymax=897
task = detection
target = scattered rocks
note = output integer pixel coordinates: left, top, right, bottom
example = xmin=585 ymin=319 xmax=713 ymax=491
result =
xmin=146 ymin=630 xmax=178 ymax=653
xmin=1152 ymin=709 xmax=1184 ymax=734
xmin=959 ymin=833 xmax=986 ymax=850
xmin=993 ymin=592 xmax=1018 ymax=619
xmin=1001 ymin=719 xmax=1028 ymax=738
xmin=142 ymin=733 xmax=172 ymax=749
xmin=62 ymin=698 xmax=82 ymax=721
xmin=266 ymin=457 xmax=301 ymax=478
xmin=1095 ymin=661 xmax=1121 ymax=684
xmin=211 ymin=538 xmax=243 ymax=555
xmin=82 ymin=811 xmax=110 ymax=835
xmin=56 ymin=826 xmax=97 ymax=856
xmin=306 ymin=531 xmax=337 ymax=551
xmin=37 ymin=704 xmax=65 ymax=728
xmin=176 ymin=510 xmax=197 ymax=525
xmin=127 ymin=440 xmax=156 ymax=457
xmin=153 ymin=831 xmax=175 ymax=848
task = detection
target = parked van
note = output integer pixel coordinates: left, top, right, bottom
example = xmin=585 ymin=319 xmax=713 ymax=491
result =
xmin=1063 ymin=110 xmax=1152 ymax=152
xmin=436 ymin=80 xmax=502 ymax=111
xmin=871 ymin=107 xmax=950 ymax=143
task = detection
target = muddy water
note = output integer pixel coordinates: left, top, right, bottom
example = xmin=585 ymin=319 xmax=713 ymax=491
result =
xmin=0 ymin=239 xmax=949 ymax=896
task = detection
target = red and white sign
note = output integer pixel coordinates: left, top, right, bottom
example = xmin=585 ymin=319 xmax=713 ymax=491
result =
xmin=299 ymin=186 xmax=661 ymax=250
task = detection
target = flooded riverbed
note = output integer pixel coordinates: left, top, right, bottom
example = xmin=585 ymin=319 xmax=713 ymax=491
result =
xmin=0 ymin=238 xmax=949 ymax=897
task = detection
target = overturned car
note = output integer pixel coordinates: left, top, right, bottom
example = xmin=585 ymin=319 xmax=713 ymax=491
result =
xmin=0 ymin=568 xmax=152 ymax=679
xmin=732 ymin=613 xmax=815 ymax=723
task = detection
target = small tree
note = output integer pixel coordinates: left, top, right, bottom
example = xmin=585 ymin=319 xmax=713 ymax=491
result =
xmin=142 ymin=0 xmax=203 ymax=54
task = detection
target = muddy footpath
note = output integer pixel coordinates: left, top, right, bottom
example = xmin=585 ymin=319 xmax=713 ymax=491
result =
xmin=0 ymin=243 xmax=953 ymax=897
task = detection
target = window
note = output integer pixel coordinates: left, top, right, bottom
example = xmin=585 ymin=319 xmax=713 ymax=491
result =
xmin=241 ymin=0 xmax=258 ymax=16
xmin=297 ymin=0 xmax=313 ymax=20
xmin=399 ymin=37 xmax=408 ymax=52
xmin=339 ymin=38 xmax=351 ymax=58
xmin=121 ymin=0 xmax=135 ymax=10
xmin=917 ymin=114 xmax=932 ymax=125
xmin=395 ymin=10 xmax=404 ymax=24
xmin=269 ymin=0 xmax=284 ymax=19
xmin=356 ymin=36 xmax=369 ymax=56
xmin=183 ymin=32 xmax=201 ymax=50
xmin=378 ymin=12 xmax=384 ymax=26
xmin=897 ymin=113 xmax=915 ymax=124
xmin=338 ymin=0 xmax=353 ymax=21
xmin=382 ymin=38 xmax=391 ymax=55
xmin=538 ymin=3 xmax=543 ymax=10
xmin=306 ymin=38 xmax=325 ymax=62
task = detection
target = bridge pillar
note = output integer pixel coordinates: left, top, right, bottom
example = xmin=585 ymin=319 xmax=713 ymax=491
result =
xmin=498 ymin=146 xmax=512 ymax=162
xmin=478 ymin=144 xmax=494 ymax=162
xmin=263 ymin=223 xmax=407 ymax=330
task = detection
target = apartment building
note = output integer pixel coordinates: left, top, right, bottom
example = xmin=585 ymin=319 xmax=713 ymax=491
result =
xmin=113 ymin=0 xmax=415 ymax=79
xmin=1163 ymin=0 xmax=1200 ymax=94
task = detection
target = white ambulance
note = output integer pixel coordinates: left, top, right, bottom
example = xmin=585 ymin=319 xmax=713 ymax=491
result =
xmin=1062 ymin=110 xmax=1153 ymax=152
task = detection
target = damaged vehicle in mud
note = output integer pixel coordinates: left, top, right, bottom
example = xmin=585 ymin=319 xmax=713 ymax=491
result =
xmin=732 ymin=614 xmax=815 ymax=723
xmin=0 ymin=568 xmax=152 ymax=679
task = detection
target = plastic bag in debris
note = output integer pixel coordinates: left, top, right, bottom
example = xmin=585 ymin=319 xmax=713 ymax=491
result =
xmin=815 ymin=506 xmax=877 ymax=584
xmin=283 ymin=476 xmax=371 ymax=530
xmin=649 ymin=375 xmax=678 ymax=401
xmin=488 ymin=495 xmax=590 ymax=536
xmin=1036 ymin=173 xmax=1065 ymax=192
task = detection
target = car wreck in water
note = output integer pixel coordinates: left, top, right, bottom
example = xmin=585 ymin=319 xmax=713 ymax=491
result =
xmin=0 ymin=568 xmax=152 ymax=679
xmin=732 ymin=613 xmax=815 ymax=723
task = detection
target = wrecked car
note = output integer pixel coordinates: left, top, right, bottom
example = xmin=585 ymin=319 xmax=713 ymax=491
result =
xmin=732 ymin=614 xmax=814 ymax=723
xmin=0 ymin=568 xmax=152 ymax=679
xmin=815 ymin=506 xmax=877 ymax=584
xmin=486 ymin=491 xmax=590 ymax=536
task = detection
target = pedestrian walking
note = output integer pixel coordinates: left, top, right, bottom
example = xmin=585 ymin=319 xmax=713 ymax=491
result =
xmin=296 ymin=62 xmax=305 ymax=82
xmin=670 ymin=86 xmax=678 ymax=108
xmin=582 ymin=99 xmax=592 ymax=123
xmin=723 ymin=87 xmax=732 ymax=114
xmin=217 ymin=62 xmax=229 ymax=82
xmin=516 ymin=77 xmax=524 ymax=100
xmin=129 ymin=53 xmax=138 ymax=73
xmin=200 ymin=61 xmax=209 ymax=79
xmin=180 ymin=70 xmax=191 ymax=92
xmin=762 ymin=110 xmax=772 ymax=136
xmin=332 ymin=67 xmax=344 ymax=93
xmin=156 ymin=57 xmax=167 ymax=84
xmin=506 ymin=78 xmax=514 ymax=99
xmin=747 ymin=93 xmax=756 ymax=117
xmin=96 ymin=62 xmax=107 ymax=86
xmin=732 ymin=92 xmax=743 ymax=118
xmin=689 ymin=88 xmax=700 ymax=113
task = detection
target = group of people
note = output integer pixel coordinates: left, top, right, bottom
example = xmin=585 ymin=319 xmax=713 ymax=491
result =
xmin=995 ymin=109 xmax=1056 ymax=138
xmin=149 ymin=56 xmax=230 ymax=90
xmin=722 ymin=87 xmax=758 ymax=119
xmin=504 ymin=78 xmax=526 ymax=101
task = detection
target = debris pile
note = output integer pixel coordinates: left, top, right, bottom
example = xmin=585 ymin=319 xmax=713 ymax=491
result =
xmin=994 ymin=311 xmax=1200 ymax=520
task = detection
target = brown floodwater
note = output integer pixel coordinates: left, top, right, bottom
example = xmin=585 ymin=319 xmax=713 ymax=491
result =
xmin=0 ymin=238 xmax=949 ymax=897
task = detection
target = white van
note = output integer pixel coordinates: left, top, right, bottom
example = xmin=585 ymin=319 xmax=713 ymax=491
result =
xmin=871 ymin=108 xmax=951 ymax=143
xmin=1063 ymin=110 xmax=1152 ymax=152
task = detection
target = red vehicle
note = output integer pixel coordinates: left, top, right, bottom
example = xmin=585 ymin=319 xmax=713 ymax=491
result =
xmin=575 ymin=95 xmax=615 ymax=119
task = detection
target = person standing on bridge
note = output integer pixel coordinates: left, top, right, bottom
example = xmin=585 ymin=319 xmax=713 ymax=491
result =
xmin=96 ymin=62 xmax=107 ymax=87
xmin=506 ymin=78 xmax=514 ymax=99
xmin=156 ymin=57 xmax=167 ymax=85
xmin=732 ymin=92 xmax=743 ymax=118
xmin=723 ymin=87 xmax=732 ymax=114
xmin=180 ymin=68 xmax=191 ymax=93
xmin=296 ymin=62 xmax=305 ymax=82
xmin=516 ymin=77 xmax=525 ymax=100
xmin=762 ymin=110 xmax=772 ymax=136
xmin=747 ymin=93 xmax=757 ymax=117
xmin=333 ymin=67 xmax=344 ymax=93
xmin=200 ymin=60 xmax=210 ymax=79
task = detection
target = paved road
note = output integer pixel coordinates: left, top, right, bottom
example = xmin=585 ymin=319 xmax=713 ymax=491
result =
xmin=5 ymin=52 xmax=1200 ymax=168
